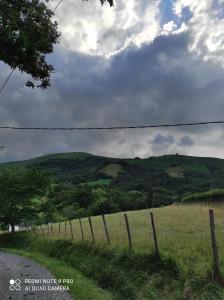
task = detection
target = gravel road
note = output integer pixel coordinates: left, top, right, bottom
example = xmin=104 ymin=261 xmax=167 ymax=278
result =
xmin=0 ymin=252 xmax=73 ymax=300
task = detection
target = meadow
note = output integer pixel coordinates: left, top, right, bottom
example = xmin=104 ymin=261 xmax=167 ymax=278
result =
xmin=39 ymin=204 xmax=224 ymax=277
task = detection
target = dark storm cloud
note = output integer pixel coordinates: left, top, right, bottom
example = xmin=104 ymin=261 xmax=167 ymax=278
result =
xmin=152 ymin=134 xmax=175 ymax=145
xmin=179 ymin=136 xmax=194 ymax=147
xmin=50 ymin=32 xmax=224 ymax=133
xmin=151 ymin=133 xmax=175 ymax=153
xmin=1 ymin=30 xmax=224 ymax=161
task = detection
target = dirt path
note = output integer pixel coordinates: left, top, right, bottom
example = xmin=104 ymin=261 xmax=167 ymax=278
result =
xmin=0 ymin=252 xmax=73 ymax=300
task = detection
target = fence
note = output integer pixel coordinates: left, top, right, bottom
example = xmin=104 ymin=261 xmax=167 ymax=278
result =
xmin=32 ymin=205 xmax=224 ymax=280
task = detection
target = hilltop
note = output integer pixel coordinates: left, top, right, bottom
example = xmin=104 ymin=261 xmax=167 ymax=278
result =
xmin=1 ymin=152 xmax=224 ymax=203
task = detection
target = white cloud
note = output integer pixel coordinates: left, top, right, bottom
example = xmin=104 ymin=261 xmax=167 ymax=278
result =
xmin=47 ymin=0 xmax=224 ymax=65
xmin=2 ymin=0 xmax=224 ymax=162
xmin=48 ymin=0 xmax=160 ymax=57
xmin=162 ymin=20 xmax=177 ymax=33
xmin=173 ymin=0 xmax=224 ymax=65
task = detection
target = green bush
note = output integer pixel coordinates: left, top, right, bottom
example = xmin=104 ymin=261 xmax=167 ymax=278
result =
xmin=182 ymin=189 xmax=224 ymax=203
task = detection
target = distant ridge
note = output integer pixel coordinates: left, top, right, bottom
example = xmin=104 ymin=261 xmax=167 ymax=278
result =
xmin=1 ymin=151 xmax=224 ymax=166
xmin=1 ymin=152 xmax=224 ymax=201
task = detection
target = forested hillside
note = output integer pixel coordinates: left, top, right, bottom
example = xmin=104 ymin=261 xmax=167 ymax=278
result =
xmin=1 ymin=152 xmax=224 ymax=222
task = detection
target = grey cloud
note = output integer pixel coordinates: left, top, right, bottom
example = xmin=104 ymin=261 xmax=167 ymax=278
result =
xmin=151 ymin=133 xmax=175 ymax=153
xmin=179 ymin=136 xmax=194 ymax=147
xmin=1 ymin=30 xmax=224 ymax=161
xmin=152 ymin=134 xmax=175 ymax=145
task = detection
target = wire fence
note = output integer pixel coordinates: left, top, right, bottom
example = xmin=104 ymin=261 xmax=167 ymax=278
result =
xmin=30 ymin=205 xmax=224 ymax=279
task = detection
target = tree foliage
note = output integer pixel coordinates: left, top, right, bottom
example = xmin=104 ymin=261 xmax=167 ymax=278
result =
xmin=0 ymin=0 xmax=60 ymax=88
xmin=0 ymin=0 xmax=113 ymax=89
xmin=0 ymin=168 xmax=50 ymax=232
xmin=100 ymin=0 xmax=113 ymax=6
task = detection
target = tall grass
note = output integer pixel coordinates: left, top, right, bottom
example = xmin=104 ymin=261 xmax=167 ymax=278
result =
xmin=0 ymin=234 xmax=184 ymax=300
xmin=38 ymin=205 xmax=224 ymax=277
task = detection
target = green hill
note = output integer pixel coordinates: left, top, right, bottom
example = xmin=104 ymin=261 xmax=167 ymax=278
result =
xmin=1 ymin=152 xmax=224 ymax=202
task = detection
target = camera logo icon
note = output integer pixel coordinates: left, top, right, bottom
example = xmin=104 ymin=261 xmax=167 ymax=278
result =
xmin=9 ymin=279 xmax=21 ymax=291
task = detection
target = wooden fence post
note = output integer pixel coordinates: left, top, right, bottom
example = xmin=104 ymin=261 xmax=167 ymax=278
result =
xmin=44 ymin=225 xmax=46 ymax=235
xmin=69 ymin=220 xmax=74 ymax=240
xmin=88 ymin=217 xmax=95 ymax=243
xmin=50 ymin=224 xmax=53 ymax=235
xmin=26 ymin=225 xmax=32 ymax=234
xmin=32 ymin=226 xmax=38 ymax=237
xmin=150 ymin=212 xmax=159 ymax=257
xmin=35 ymin=226 xmax=39 ymax=236
xmin=41 ymin=226 xmax=45 ymax=237
xmin=79 ymin=218 xmax=84 ymax=241
xmin=209 ymin=209 xmax=221 ymax=281
xmin=124 ymin=213 xmax=132 ymax=249
xmin=102 ymin=214 xmax=110 ymax=243
xmin=47 ymin=224 xmax=50 ymax=235
xmin=65 ymin=221 xmax=67 ymax=235
xmin=33 ymin=226 xmax=37 ymax=236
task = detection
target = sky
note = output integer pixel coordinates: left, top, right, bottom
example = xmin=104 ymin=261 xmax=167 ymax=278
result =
xmin=1 ymin=0 xmax=224 ymax=162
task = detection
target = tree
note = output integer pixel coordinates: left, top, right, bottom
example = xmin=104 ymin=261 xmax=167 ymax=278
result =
xmin=0 ymin=168 xmax=50 ymax=233
xmin=89 ymin=187 xmax=118 ymax=215
xmin=0 ymin=0 xmax=113 ymax=89
xmin=0 ymin=0 xmax=60 ymax=88
xmin=146 ymin=187 xmax=154 ymax=208
xmin=48 ymin=183 xmax=94 ymax=218
xmin=73 ymin=184 xmax=93 ymax=209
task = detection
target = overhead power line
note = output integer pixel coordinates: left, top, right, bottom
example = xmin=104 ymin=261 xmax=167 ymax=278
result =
xmin=0 ymin=0 xmax=64 ymax=94
xmin=53 ymin=0 xmax=64 ymax=12
xmin=0 ymin=121 xmax=224 ymax=131
xmin=0 ymin=69 xmax=14 ymax=94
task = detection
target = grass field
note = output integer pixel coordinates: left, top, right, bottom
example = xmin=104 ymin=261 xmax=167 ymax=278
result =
xmin=85 ymin=179 xmax=112 ymax=186
xmin=100 ymin=163 xmax=122 ymax=178
xmin=166 ymin=166 xmax=184 ymax=178
xmin=40 ymin=204 xmax=224 ymax=277
xmin=2 ymin=204 xmax=224 ymax=299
